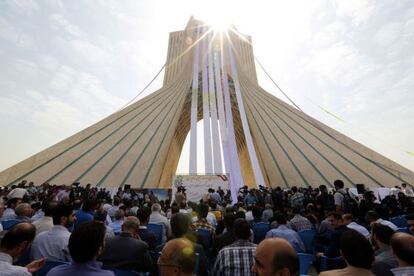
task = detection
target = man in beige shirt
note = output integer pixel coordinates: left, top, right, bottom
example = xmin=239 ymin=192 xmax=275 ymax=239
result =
xmin=33 ymin=200 xmax=57 ymax=235
xmin=320 ymin=230 xmax=374 ymax=276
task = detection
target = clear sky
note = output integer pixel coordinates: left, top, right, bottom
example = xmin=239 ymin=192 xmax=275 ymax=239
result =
xmin=0 ymin=0 xmax=413 ymax=175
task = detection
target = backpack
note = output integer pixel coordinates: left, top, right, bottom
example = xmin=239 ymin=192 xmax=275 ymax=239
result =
xmin=337 ymin=191 xmax=359 ymax=216
xmin=324 ymin=194 xmax=335 ymax=211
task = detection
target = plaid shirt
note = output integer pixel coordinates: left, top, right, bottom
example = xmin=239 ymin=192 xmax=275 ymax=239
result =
xmin=191 ymin=218 xmax=215 ymax=234
xmin=213 ymin=239 xmax=257 ymax=276
xmin=290 ymin=192 xmax=305 ymax=208
xmin=288 ymin=214 xmax=313 ymax=232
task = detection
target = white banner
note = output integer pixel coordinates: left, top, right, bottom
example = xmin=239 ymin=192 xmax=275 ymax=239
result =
xmin=172 ymin=174 xmax=229 ymax=203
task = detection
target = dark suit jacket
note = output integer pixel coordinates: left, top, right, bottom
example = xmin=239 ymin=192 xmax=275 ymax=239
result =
xmin=98 ymin=232 xmax=152 ymax=272
xmin=138 ymin=227 xmax=158 ymax=251
xmin=326 ymin=225 xmax=350 ymax=257
xmin=211 ymin=230 xmax=236 ymax=259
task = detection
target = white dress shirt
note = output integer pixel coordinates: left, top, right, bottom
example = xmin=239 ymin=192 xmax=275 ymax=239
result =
xmin=31 ymin=225 xmax=71 ymax=262
xmin=33 ymin=216 xmax=54 ymax=235
xmin=0 ymin=252 xmax=31 ymax=276
xmin=149 ymin=212 xmax=171 ymax=242
xmin=346 ymin=222 xmax=370 ymax=239
xmin=7 ymin=188 xmax=28 ymax=199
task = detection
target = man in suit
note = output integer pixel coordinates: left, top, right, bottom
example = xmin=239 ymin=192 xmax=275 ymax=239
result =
xmin=137 ymin=206 xmax=158 ymax=251
xmin=98 ymin=220 xmax=152 ymax=273
xmin=211 ymin=212 xmax=236 ymax=259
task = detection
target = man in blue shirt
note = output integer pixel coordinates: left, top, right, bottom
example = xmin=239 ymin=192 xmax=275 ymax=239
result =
xmin=266 ymin=212 xmax=305 ymax=253
xmin=74 ymin=199 xmax=97 ymax=227
xmin=31 ymin=203 xmax=76 ymax=262
xmin=244 ymin=190 xmax=257 ymax=206
xmin=108 ymin=210 xmax=125 ymax=234
xmin=210 ymin=189 xmax=222 ymax=204
xmin=47 ymin=221 xmax=114 ymax=276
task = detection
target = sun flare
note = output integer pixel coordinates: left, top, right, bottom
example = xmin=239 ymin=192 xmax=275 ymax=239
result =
xmin=191 ymin=0 xmax=235 ymax=33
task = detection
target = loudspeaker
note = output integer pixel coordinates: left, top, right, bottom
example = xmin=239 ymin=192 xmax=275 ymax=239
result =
xmin=356 ymin=184 xmax=366 ymax=194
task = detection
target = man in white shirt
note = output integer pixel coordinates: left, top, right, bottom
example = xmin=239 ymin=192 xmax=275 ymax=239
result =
xmin=389 ymin=187 xmax=401 ymax=198
xmin=56 ymin=186 xmax=70 ymax=202
xmin=343 ymin=213 xmax=370 ymax=239
xmin=31 ymin=203 xmax=76 ymax=262
xmin=401 ymin=183 xmax=414 ymax=198
xmin=33 ymin=201 xmax=57 ymax=235
xmin=0 ymin=223 xmax=46 ymax=276
xmin=149 ymin=203 xmax=171 ymax=242
xmin=7 ymin=187 xmax=28 ymax=200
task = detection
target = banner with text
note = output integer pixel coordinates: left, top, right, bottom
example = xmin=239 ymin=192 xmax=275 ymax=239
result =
xmin=172 ymin=174 xmax=229 ymax=203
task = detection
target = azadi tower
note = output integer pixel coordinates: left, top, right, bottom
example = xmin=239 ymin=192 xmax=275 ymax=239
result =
xmin=1 ymin=17 xmax=414 ymax=190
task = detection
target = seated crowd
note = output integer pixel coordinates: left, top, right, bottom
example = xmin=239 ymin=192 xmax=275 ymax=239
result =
xmin=0 ymin=179 xmax=413 ymax=275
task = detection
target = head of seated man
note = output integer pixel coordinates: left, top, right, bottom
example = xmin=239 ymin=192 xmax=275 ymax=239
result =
xmin=391 ymin=232 xmax=414 ymax=268
xmin=341 ymin=230 xmax=374 ymax=270
xmin=0 ymin=222 xmax=36 ymax=261
xmin=158 ymin=238 xmax=195 ymax=276
xmin=405 ymin=213 xmax=414 ymax=234
xmin=47 ymin=221 xmax=113 ymax=276
xmin=252 ymin=237 xmax=299 ymax=276
xmin=15 ymin=203 xmax=32 ymax=220
xmin=69 ymin=221 xmax=106 ymax=263
xmin=121 ymin=220 xmax=140 ymax=239
xmin=170 ymin=213 xmax=192 ymax=239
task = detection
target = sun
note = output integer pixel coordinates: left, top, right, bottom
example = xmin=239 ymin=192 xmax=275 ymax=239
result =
xmin=208 ymin=16 xmax=231 ymax=32
xmin=191 ymin=1 xmax=234 ymax=33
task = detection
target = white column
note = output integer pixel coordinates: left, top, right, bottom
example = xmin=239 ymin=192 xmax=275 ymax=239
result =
xmin=208 ymin=33 xmax=223 ymax=173
xmin=202 ymin=27 xmax=213 ymax=174
xmin=213 ymin=50 xmax=230 ymax=176
xmin=228 ymin=42 xmax=266 ymax=188
xmin=189 ymin=26 xmax=200 ymax=174
xmin=221 ymin=41 xmax=245 ymax=202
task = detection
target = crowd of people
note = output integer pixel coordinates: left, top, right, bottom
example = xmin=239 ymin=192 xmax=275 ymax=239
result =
xmin=0 ymin=179 xmax=413 ymax=276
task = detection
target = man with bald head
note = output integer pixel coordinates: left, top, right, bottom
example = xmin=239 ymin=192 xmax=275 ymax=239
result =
xmin=15 ymin=203 xmax=32 ymax=221
xmin=158 ymin=238 xmax=195 ymax=276
xmin=252 ymin=238 xmax=299 ymax=276
xmin=390 ymin=232 xmax=414 ymax=276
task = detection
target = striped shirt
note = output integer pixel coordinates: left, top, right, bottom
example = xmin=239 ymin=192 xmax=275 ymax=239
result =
xmin=213 ymin=239 xmax=256 ymax=276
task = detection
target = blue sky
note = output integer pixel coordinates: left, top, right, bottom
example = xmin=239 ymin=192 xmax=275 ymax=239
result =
xmin=0 ymin=0 xmax=413 ymax=174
